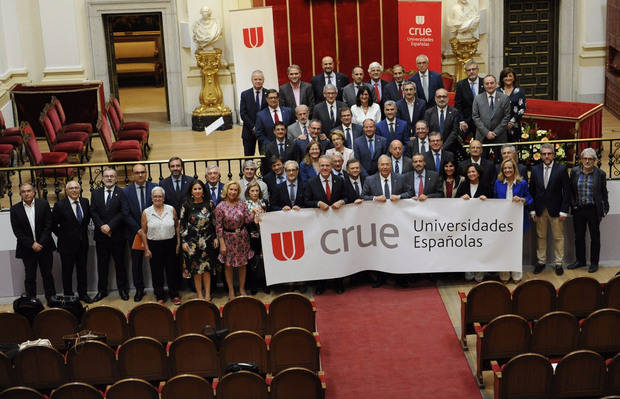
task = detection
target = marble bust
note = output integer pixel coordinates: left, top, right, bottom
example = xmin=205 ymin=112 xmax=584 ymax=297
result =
xmin=448 ymin=0 xmax=480 ymax=41
xmin=192 ymin=6 xmax=222 ymax=52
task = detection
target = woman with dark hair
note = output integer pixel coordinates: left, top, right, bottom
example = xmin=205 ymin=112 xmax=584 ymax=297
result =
xmin=244 ymin=181 xmax=268 ymax=294
xmin=455 ymin=163 xmax=492 ymax=199
xmin=350 ymin=86 xmax=381 ymax=125
xmin=179 ymin=179 xmax=218 ymax=301
xmin=498 ymin=67 xmax=526 ymax=142
xmin=440 ymin=160 xmax=465 ymax=198
xmin=299 ymin=141 xmax=322 ymax=184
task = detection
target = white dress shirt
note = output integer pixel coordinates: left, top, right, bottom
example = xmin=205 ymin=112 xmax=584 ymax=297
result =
xmin=351 ymin=103 xmax=381 ymax=125
xmin=469 ymin=183 xmax=479 ymax=198
xmin=23 ymin=201 xmax=36 ymax=240
xmin=269 ymin=106 xmax=283 ymax=123
xmin=380 ymin=175 xmax=392 ymax=197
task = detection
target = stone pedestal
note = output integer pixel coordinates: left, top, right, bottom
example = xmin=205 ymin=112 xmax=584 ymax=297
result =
xmin=192 ymin=48 xmax=232 ymax=131
xmin=450 ymin=37 xmax=479 ymax=82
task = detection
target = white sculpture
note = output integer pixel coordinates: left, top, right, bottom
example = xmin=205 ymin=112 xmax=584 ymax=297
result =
xmin=448 ymin=0 xmax=480 ymax=41
xmin=192 ymin=6 xmax=222 ymax=52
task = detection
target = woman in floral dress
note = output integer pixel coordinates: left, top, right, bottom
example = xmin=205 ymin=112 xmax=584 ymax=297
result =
xmin=498 ymin=67 xmax=526 ymax=142
xmin=179 ymin=179 xmax=217 ymax=301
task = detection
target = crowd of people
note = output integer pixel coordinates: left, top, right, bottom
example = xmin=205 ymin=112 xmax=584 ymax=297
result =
xmin=8 ymin=56 xmax=610 ymax=303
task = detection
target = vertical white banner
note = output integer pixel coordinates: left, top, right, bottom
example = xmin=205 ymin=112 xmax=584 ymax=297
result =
xmin=229 ymin=7 xmax=279 ymax=112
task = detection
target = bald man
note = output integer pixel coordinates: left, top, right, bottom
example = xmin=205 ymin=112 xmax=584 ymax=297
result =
xmin=311 ymin=55 xmax=349 ymax=102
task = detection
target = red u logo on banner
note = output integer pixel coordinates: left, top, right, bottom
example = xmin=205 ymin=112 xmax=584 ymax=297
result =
xmin=243 ymin=27 xmax=264 ymax=48
xmin=271 ymin=231 xmax=305 ymax=261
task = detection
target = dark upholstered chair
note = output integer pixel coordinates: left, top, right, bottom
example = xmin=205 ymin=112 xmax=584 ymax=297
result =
xmin=267 ymin=292 xmax=316 ymax=334
xmin=161 ymin=374 xmax=214 ymax=399
xmin=222 ymin=296 xmax=267 ymax=336
xmin=269 ymin=327 xmax=320 ymax=374
xmin=553 ymin=350 xmax=606 ymax=398
xmin=557 ymin=277 xmax=602 ymax=318
xmin=14 ymin=345 xmax=68 ymax=389
xmin=491 ymin=353 xmax=552 ymax=399
xmin=50 ymin=382 xmax=103 ymax=399
xmin=578 ymin=308 xmax=620 ymax=356
xmin=32 ymin=308 xmax=79 ymax=350
xmin=82 ymin=305 xmax=129 ymax=347
xmin=512 ymin=279 xmax=556 ymax=320
xmin=530 ymin=311 xmax=578 ymax=357
xmin=0 ymin=312 xmax=33 ymax=344
xmin=105 ymin=378 xmax=159 ymax=399
xmin=220 ymin=331 xmax=268 ymax=374
xmin=215 ymin=371 xmax=268 ymax=399
xmin=66 ymin=341 xmax=118 ymax=385
xmin=128 ymin=302 xmax=175 ymax=343
xmin=117 ymin=337 xmax=169 ymax=382
xmin=174 ymin=299 xmax=221 ymax=335
xmin=0 ymin=386 xmax=46 ymax=399
xmin=168 ymin=334 xmax=220 ymax=378
xmin=271 ymin=367 xmax=325 ymax=399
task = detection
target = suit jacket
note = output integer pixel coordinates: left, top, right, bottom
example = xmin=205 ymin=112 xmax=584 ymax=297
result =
xmin=206 ymin=182 xmax=224 ymax=206
xmin=331 ymin=123 xmax=363 ymax=149
xmin=403 ymin=170 xmax=444 ymax=198
xmin=52 ymin=197 xmax=91 ymax=253
xmin=160 ymin=174 xmax=193 ymax=214
xmin=408 ymin=70 xmax=444 ymax=108
xmin=404 ymin=137 xmax=430 ymax=158
xmin=472 ymin=91 xmax=512 ymax=143
xmin=122 ymin=181 xmax=158 ymax=238
xmin=303 ymin=174 xmax=354 ymax=207
xmin=391 ymin=155 xmax=413 ymax=175
xmin=270 ymin=179 xmax=305 ymax=210
xmin=311 ymin=72 xmax=349 ymax=102
xmin=569 ymin=167 xmax=609 ymax=219
xmin=294 ymin=137 xmax=331 ymax=159
xmin=263 ymin=171 xmax=287 ymax=199
xmin=454 ymin=77 xmax=484 ymax=135
xmin=375 ymin=118 xmax=410 ymax=146
xmin=239 ymin=88 xmax=268 ymax=139
xmin=263 ymin=138 xmax=299 ymax=176
xmin=279 ymin=81 xmax=315 ymax=112
xmin=367 ymin=79 xmax=389 ymax=106
xmin=344 ymin=173 xmax=365 ymax=199
xmin=287 ymin=121 xmax=309 ymax=141
xmin=10 ymin=198 xmax=56 ymax=258
xmin=455 ymin=180 xmax=492 ymax=198
xmin=361 ymin=172 xmax=410 ymax=200
xmin=90 ymin=186 xmax=126 ymax=242
xmin=342 ymin=82 xmax=374 ymax=107
xmin=529 ymin=162 xmax=570 ymax=217
xmin=494 ymin=179 xmax=533 ymax=230
xmin=255 ymin=106 xmax=296 ymax=148
xmin=424 ymin=150 xmax=455 ymax=173
xmin=353 ymin=134 xmax=388 ymax=175
xmin=383 ymin=80 xmax=405 ymax=103
xmin=396 ymin=98 xmax=427 ymax=135
xmin=314 ymin=100 xmax=346 ymax=134
xmin=496 ymin=162 xmax=529 ymax=182
xmin=423 ymin=106 xmax=461 ymax=152
xmin=459 ymin=158 xmax=497 ymax=189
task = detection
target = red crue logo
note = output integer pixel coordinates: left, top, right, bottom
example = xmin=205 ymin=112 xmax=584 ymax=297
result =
xmin=243 ymin=27 xmax=264 ymax=48
xmin=271 ymin=230 xmax=305 ymax=261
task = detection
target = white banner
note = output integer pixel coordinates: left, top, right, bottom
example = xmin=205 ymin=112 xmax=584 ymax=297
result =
xmin=260 ymin=199 xmax=524 ymax=285
xmin=229 ymin=7 xmax=279 ymax=109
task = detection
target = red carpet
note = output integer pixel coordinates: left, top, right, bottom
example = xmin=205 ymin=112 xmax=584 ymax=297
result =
xmin=313 ymin=283 xmax=481 ymax=399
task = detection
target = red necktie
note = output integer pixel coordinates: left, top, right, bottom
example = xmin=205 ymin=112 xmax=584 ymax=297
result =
xmin=324 ymin=179 xmax=331 ymax=202
xmin=398 ymin=83 xmax=403 ymax=98
xmin=418 ymin=175 xmax=424 ymax=196
xmin=374 ymin=82 xmax=381 ymax=102
xmin=273 ymin=109 xmax=280 ymax=122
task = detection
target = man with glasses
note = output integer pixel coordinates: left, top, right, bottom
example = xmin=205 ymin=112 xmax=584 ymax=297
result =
xmin=205 ymin=165 xmax=224 ymax=206
xmin=270 ymin=160 xmax=305 ymax=211
xmin=239 ymin=70 xmax=267 ymax=156
xmin=472 ymin=75 xmax=511 ymax=154
xmin=255 ymin=89 xmax=295 ymax=154
xmin=567 ymin=148 xmax=609 ymax=273
xmin=424 ymin=88 xmax=463 ymax=157
xmin=314 ymin=84 xmax=346 ymax=134
xmin=423 ymin=132 xmax=454 ymax=173
xmin=455 ymin=60 xmax=484 ymax=138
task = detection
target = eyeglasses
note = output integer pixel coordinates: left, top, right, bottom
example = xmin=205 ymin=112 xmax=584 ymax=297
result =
xmin=465 ymin=68 xmax=478 ymax=72
xmin=285 ymin=168 xmax=298 ymax=172
xmin=436 ymin=95 xmax=448 ymax=98
xmin=582 ymin=157 xmax=595 ymax=161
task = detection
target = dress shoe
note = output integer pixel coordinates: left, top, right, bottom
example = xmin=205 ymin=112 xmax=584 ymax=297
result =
xmin=119 ymin=290 xmax=129 ymax=301
xmin=134 ymin=290 xmax=145 ymax=302
xmin=533 ymin=262 xmax=545 ymax=274
xmin=314 ymin=286 xmax=324 ymax=295
xmin=79 ymin=294 xmax=93 ymax=304
xmin=93 ymin=292 xmax=107 ymax=302
xmin=555 ymin=265 xmax=564 ymax=276
xmin=588 ymin=264 xmax=599 ymax=273
xmin=567 ymin=262 xmax=585 ymax=270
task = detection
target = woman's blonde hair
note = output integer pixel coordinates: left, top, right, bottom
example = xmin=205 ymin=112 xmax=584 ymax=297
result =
xmin=498 ymin=158 xmax=522 ymax=183
xmin=221 ymin=180 xmax=241 ymax=200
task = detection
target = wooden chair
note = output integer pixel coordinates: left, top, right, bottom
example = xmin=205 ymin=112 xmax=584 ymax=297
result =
xmin=105 ymin=378 xmax=159 ymax=399
xmin=512 ymin=279 xmax=556 ymax=321
xmin=220 ymin=331 xmax=268 ymax=375
xmin=269 ymin=327 xmax=320 ymax=374
xmin=605 ymin=274 xmax=620 ymax=309
xmin=168 ymin=334 xmax=220 ymax=378
xmin=267 ymin=292 xmax=316 ymax=334
xmin=32 ymin=308 xmax=79 ymax=350
xmin=553 ymin=350 xmax=606 ymax=398
xmin=81 ymin=305 xmax=129 ymax=347
xmin=66 ymin=340 xmax=118 ymax=386
xmin=0 ymin=352 xmax=15 ymax=389
xmin=557 ymin=276 xmax=602 ymax=317
xmin=14 ymin=345 xmax=68 ymax=389
xmin=475 ymin=314 xmax=531 ymax=386
xmin=39 ymin=107 xmax=86 ymax=162
xmin=50 ymin=96 xmax=94 ymax=148
xmin=0 ymin=312 xmax=33 ymax=344
xmin=161 ymin=374 xmax=214 ymax=399
xmin=174 ymin=299 xmax=221 ymax=335
xmin=459 ymin=281 xmax=512 ymax=349
xmin=128 ymin=302 xmax=176 ymax=343
xmin=222 ymin=296 xmax=267 ymax=336
xmin=578 ymin=308 xmax=620 ymax=356
xmin=270 ymin=367 xmax=325 ymax=399
xmin=608 ymin=353 xmax=620 ymax=396
xmin=111 ymin=97 xmax=151 ymax=141
xmin=530 ymin=311 xmax=579 ymax=358
xmin=98 ymin=118 xmax=143 ymax=161
xmin=50 ymin=382 xmax=103 ymax=399
xmin=117 ymin=336 xmax=169 ymax=382
xmin=491 ymin=353 xmax=552 ymax=399
xmin=215 ymin=371 xmax=268 ymax=399
xmin=0 ymin=387 xmax=45 ymax=399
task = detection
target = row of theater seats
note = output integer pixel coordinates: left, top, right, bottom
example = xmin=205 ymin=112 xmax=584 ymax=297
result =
xmin=0 ymin=327 xmax=320 ymax=390
xmin=475 ymin=307 xmax=620 ymax=385
xmin=0 ymin=294 xmax=316 ymax=349
xmin=0 ymin=368 xmax=326 ymax=399
xmin=460 ymin=275 xmax=620 ymax=349
xmin=492 ymin=351 xmax=620 ymax=399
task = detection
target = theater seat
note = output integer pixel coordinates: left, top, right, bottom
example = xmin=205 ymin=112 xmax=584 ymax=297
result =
xmin=106 ymin=97 xmax=150 ymax=156
xmin=40 ymin=111 xmax=85 ymax=163
xmin=21 ymin=123 xmax=74 ymax=181
xmin=99 ymin=118 xmax=142 ymax=162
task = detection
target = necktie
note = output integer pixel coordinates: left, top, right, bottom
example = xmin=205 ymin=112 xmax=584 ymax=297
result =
xmin=420 ymin=139 xmax=426 ymax=153
xmin=324 ymin=179 xmax=331 ymax=202
xmin=355 ymin=85 xmax=360 ymax=95
xmin=74 ymin=200 xmax=83 ymax=222
xmin=470 ymin=81 xmax=476 ymax=97
xmin=395 ymin=160 xmax=400 ymax=174
xmin=544 ymin=166 xmax=550 ymax=189
xmin=105 ymin=189 xmax=112 ymax=206
xmin=489 ymin=96 xmax=494 ymax=114
xmin=345 ymin=127 xmax=351 ymax=146
xmin=327 ymin=74 xmax=332 ymax=85
xmin=389 ymin=122 xmax=395 ymax=138
xmin=435 ymin=152 xmax=441 ymax=172
xmin=139 ymin=185 xmax=145 ymax=211
xmin=277 ymin=175 xmax=284 ymax=184
xmin=273 ymin=109 xmax=280 ymax=122
xmin=279 ymin=142 xmax=284 ymax=156
xmin=175 ymin=180 xmax=180 ymax=192
xmin=368 ymin=138 xmax=374 ymax=158
xmin=418 ymin=174 xmax=424 ymax=196
xmin=354 ymin=180 xmax=360 ymax=196
xmin=439 ymin=109 xmax=445 ymax=133
xmin=374 ymin=82 xmax=381 ymax=102
xmin=303 ymin=125 xmax=308 ymax=136
xmin=422 ymin=74 xmax=428 ymax=99
xmin=289 ymin=183 xmax=296 ymax=203
xmin=329 ymin=106 xmax=334 ymax=122
xmin=211 ymin=186 xmax=217 ymax=203
xmin=255 ymin=90 xmax=260 ymax=107
xmin=384 ymin=178 xmax=390 ymax=198
xmin=398 ymin=83 xmax=403 ymax=98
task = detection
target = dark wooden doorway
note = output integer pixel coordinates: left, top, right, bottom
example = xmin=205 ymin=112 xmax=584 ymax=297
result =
xmin=504 ymin=0 xmax=560 ymax=99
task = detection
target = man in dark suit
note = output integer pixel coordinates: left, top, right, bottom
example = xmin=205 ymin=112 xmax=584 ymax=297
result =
xmin=389 ymin=139 xmax=413 ymax=175
xmin=331 ymin=107 xmax=362 ymax=148
xmin=239 ymin=70 xmax=267 ymax=156
xmin=458 ymin=139 xmax=496 ymax=189
xmin=472 ymin=75 xmax=511 ymax=149
xmin=294 ymin=119 xmax=331 ymax=156
xmin=567 ymin=148 xmax=609 ymax=273
xmin=205 ymin=165 xmax=224 ymax=206
xmin=160 ymin=157 xmax=192 ymax=215
xmin=367 ymin=61 xmax=389 ymax=111
xmin=408 ymin=54 xmax=444 ymax=108
xmin=404 ymin=153 xmax=444 ymax=199
xmin=10 ymin=183 xmax=56 ymax=300
xmin=345 ymin=158 xmax=365 ymax=198
xmin=383 ymin=64 xmax=407 ymax=102
xmin=262 ymin=156 xmax=287 ymax=198
xmin=90 ymin=168 xmax=129 ymax=302
xmin=52 ymin=180 xmax=92 ymax=303
xmin=342 ymin=66 xmax=374 ymax=107
xmin=263 ymin=121 xmax=298 ymax=176
xmin=376 ymin=100 xmax=409 ymax=146
xmin=424 ymin=131 xmax=455 ymax=173
xmin=287 ymin=105 xmax=310 ymax=141
xmin=311 ymin=55 xmax=349 ymax=102
xmin=396 ymin=81 xmax=427 ymax=136
xmin=122 ymin=163 xmax=157 ymax=301
xmin=362 ymin=155 xmax=410 ymax=201
xmin=353 ymin=119 xmax=388 ymax=176
xmin=279 ymin=64 xmax=315 ymax=113
xmin=313 ymin=84 xmax=346 ymax=134
xmin=405 ymin=120 xmax=431 ymax=158
xmin=495 ymin=144 xmax=528 ymax=180
xmin=424 ymin=88 xmax=463 ymax=157
xmin=270 ymin=160 xmax=305 ymax=211
xmin=529 ymin=143 xmax=571 ymax=276
xmin=454 ymin=60 xmax=484 ymax=139
xmin=255 ymin=89 xmax=295 ymax=153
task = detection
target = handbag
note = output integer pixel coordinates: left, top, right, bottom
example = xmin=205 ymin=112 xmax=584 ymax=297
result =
xmin=63 ymin=330 xmax=107 ymax=349
xmin=224 ymin=362 xmax=260 ymax=374
xmin=132 ymin=233 xmax=145 ymax=251
xmin=202 ymin=324 xmax=228 ymax=348
xmin=48 ymin=295 xmax=86 ymax=319
xmin=19 ymin=339 xmax=52 ymax=350
xmin=13 ymin=294 xmax=44 ymax=323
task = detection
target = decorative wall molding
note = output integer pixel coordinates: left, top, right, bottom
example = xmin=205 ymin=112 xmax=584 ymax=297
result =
xmin=0 ymin=70 xmax=29 ymax=107
xmin=42 ymin=66 xmax=86 ymax=81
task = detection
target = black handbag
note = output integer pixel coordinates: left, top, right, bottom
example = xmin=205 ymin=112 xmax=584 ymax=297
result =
xmin=224 ymin=362 xmax=260 ymax=374
xmin=48 ymin=295 xmax=86 ymax=319
xmin=13 ymin=294 xmax=44 ymax=323
xmin=202 ymin=324 xmax=228 ymax=348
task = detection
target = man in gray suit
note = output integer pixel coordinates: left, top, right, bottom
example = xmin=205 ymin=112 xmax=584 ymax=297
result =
xmin=287 ymin=104 xmax=310 ymax=141
xmin=362 ymin=155 xmax=409 ymax=201
xmin=472 ymin=75 xmax=511 ymax=152
xmin=342 ymin=66 xmax=374 ymax=107
xmin=279 ymin=64 xmax=315 ymax=113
